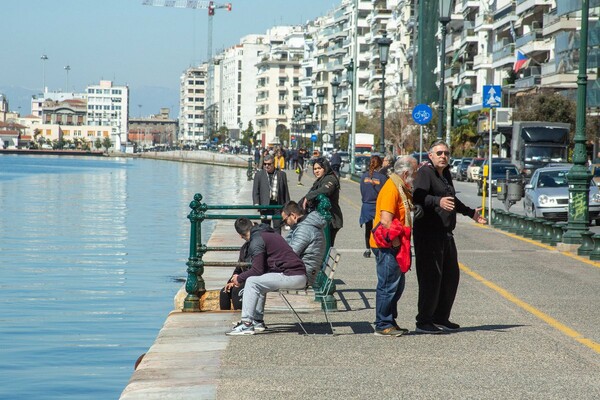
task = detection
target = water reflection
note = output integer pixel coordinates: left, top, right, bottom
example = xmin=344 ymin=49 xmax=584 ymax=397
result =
xmin=0 ymin=155 xmax=247 ymax=399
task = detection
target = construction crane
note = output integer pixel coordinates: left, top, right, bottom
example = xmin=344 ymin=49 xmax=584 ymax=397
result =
xmin=142 ymin=0 xmax=232 ymax=62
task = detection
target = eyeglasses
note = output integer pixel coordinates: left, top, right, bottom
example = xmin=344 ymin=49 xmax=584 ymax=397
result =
xmin=263 ymin=162 xmax=273 ymax=166
xmin=435 ymin=150 xmax=450 ymax=157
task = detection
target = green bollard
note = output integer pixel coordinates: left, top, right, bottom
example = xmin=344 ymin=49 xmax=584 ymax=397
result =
xmin=492 ymin=209 xmax=503 ymax=228
xmin=578 ymin=231 xmax=595 ymax=256
xmin=541 ymin=221 xmax=554 ymax=244
xmin=532 ymin=219 xmax=546 ymax=241
xmin=523 ymin=217 xmax=535 ymax=238
xmin=515 ymin=215 xmax=527 ymax=236
xmin=550 ymin=223 xmax=564 ymax=246
xmin=588 ymin=234 xmax=600 ymax=261
xmin=509 ymin=213 xmax=520 ymax=233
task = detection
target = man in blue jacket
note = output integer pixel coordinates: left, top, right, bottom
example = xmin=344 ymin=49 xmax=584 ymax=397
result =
xmin=227 ymin=218 xmax=307 ymax=335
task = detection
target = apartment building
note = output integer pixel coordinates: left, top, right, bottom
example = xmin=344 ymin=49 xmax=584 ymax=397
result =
xmin=179 ymin=64 xmax=207 ymax=143
xmin=254 ymin=28 xmax=305 ymax=146
xmin=86 ymin=80 xmax=129 ymax=150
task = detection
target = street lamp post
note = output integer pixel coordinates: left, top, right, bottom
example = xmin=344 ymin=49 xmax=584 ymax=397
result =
xmin=437 ymin=0 xmax=453 ymax=140
xmin=64 ymin=65 xmax=71 ymax=92
xmin=331 ymin=76 xmax=340 ymax=151
xmin=308 ymin=101 xmax=316 ymax=151
xmin=41 ymin=54 xmax=48 ymax=93
xmin=377 ymin=31 xmax=392 ymax=154
xmin=346 ymin=59 xmax=356 ymax=173
xmin=317 ymin=88 xmax=325 ymax=153
xmin=564 ymin=0 xmax=592 ymax=244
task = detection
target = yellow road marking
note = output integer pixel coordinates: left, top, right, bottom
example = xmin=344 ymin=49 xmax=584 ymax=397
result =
xmin=460 ymin=263 xmax=600 ymax=354
xmin=475 ymin=223 xmax=600 ymax=269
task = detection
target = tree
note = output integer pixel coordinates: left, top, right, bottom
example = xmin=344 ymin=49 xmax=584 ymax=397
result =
xmin=512 ymin=91 xmax=576 ymax=125
xmin=102 ymin=137 xmax=112 ymax=152
xmin=241 ymin=121 xmax=255 ymax=147
xmin=94 ymin=138 xmax=103 ymax=150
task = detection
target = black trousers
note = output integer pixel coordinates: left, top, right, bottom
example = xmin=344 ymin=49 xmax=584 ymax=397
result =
xmin=364 ymin=220 xmax=373 ymax=249
xmin=414 ymin=232 xmax=460 ymax=325
xmin=219 ymin=285 xmax=243 ymax=310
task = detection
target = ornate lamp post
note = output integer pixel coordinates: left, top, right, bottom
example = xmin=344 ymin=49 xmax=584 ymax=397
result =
xmin=564 ymin=0 xmax=592 ymax=244
xmin=41 ymin=54 xmax=48 ymax=93
xmin=317 ymin=88 xmax=325 ymax=152
xmin=377 ymin=31 xmax=392 ymax=154
xmin=437 ymin=0 xmax=453 ymax=140
xmin=346 ymin=59 xmax=356 ymax=173
xmin=308 ymin=101 xmax=316 ymax=151
xmin=331 ymin=76 xmax=340 ymax=151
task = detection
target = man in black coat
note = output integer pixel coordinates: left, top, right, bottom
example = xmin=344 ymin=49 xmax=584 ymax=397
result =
xmin=252 ymin=154 xmax=290 ymax=234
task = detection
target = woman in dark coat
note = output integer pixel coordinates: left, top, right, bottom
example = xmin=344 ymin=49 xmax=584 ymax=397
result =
xmin=359 ymin=155 xmax=387 ymax=258
xmin=302 ymin=158 xmax=343 ymax=246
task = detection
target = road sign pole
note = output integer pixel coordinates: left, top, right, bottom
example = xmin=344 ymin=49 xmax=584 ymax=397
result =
xmin=488 ymin=108 xmax=493 ymax=225
xmin=419 ymin=125 xmax=423 ymax=164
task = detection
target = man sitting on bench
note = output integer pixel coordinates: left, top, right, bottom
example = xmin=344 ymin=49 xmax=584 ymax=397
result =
xmin=281 ymin=201 xmax=327 ymax=287
xmin=227 ymin=218 xmax=307 ymax=336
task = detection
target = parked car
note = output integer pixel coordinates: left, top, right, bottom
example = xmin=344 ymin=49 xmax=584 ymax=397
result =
xmin=590 ymin=164 xmax=600 ymax=187
xmin=523 ymin=165 xmax=600 ymax=223
xmin=477 ymin=163 xmax=520 ymax=196
xmin=475 ymin=157 xmax=512 ymax=181
xmin=355 ymin=155 xmax=371 ymax=173
xmin=466 ymin=158 xmax=485 ymax=182
xmin=456 ymin=157 xmax=472 ymax=181
xmin=450 ymin=158 xmax=462 ymax=180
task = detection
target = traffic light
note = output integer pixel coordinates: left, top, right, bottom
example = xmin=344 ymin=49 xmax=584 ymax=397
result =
xmin=453 ymin=108 xmax=469 ymax=127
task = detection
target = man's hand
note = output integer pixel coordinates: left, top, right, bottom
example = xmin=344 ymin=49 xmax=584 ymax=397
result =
xmin=231 ymin=274 xmax=240 ymax=287
xmin=224 ymin=282 xmax=235 ymax=292
xmin=472 ymin=208 xmax=487 ymax=224
xmin=440 ymin=196 xmax=455 ymax=212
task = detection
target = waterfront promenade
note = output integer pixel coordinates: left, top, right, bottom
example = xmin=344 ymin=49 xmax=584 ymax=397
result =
xmin=120 ymin=167 xmax=600 ymax=399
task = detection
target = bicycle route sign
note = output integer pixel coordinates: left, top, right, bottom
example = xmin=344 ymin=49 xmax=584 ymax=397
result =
xmin=412 ymin=104 xmax=433 ymax=125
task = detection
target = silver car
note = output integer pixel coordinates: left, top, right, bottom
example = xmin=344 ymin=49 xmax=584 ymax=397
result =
xmin=523 ymin=165 xmax=600 ymax=223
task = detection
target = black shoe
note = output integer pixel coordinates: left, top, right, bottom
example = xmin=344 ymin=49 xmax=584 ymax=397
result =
xmin=415 ymin=323 xmax=444 ymax=334
xmin=363 ymin=249 xmax=371 ymax=258
xmin=433 ymin=320 xmax=460 ymax=331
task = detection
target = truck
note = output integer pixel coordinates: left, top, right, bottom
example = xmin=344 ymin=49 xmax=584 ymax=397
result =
xmin=355 ymin=133 xmax=375 ymax=154
xmin=510 ymin=121 xmax=570 ymax=180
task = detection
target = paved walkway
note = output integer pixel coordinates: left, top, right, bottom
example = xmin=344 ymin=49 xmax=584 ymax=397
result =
xmin=121 ymin=168 xmax=600 ymax=399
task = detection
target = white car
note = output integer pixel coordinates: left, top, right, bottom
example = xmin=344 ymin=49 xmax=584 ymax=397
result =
xmin=523 ymin=165 xmax=600 ymax=223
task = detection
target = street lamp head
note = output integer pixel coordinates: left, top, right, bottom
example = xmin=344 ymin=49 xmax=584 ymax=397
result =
xmin=377 ymin=31 xmax=393 ymax=66
xmin=308 ymin=101 xmax=316 ymax=114
xmin=317 ymin=88 xmax=325 ymax=105
xmin=346 ymin=59 xmax=354 ymax=86
xmin=41 ymin=54 xmax=48 ymax=61
xmin=439 ymin=0 xmax=453 ymax=23
xmin=330 ymin=76 xmax=340 ymax=99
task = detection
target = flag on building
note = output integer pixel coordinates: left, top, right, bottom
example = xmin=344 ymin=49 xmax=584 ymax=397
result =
xmin=509 ymin=20 xmax=517 ymax=43
xmin=513 ymin=50 xmax=530 ymax=73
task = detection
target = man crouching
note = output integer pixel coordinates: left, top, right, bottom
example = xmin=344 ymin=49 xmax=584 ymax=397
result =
xmin=227 ymin=217 xmax=307 ymax=335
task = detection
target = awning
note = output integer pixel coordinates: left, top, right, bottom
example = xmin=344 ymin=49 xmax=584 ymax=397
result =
xmin=453 ymin=83 xmax=473 ymax=100
xmin=451 ymin=43 xmax=468 ymax=66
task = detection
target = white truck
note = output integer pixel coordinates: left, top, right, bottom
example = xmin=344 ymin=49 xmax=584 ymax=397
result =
xmin=355 ymin=133 xmax=375 ymax=155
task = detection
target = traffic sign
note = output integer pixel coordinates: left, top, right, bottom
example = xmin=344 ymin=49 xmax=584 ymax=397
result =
xmin=412 ymin=104 xmax=433 ymax=125
xmin=310 ymin=134 xmax=318 ymax=143
xmin=483 ymin=85 xmax=502 ymax=108
xmin=322 ymin=134 xmax=331 ymax=143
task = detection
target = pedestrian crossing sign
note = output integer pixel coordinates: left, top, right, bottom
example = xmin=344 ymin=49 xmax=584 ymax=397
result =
xmin=483 ymin=85 xmax=502 ymax=108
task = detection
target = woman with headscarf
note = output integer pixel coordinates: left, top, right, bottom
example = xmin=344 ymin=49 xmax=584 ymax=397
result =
xmin=359 ymin=155 xmax=387 ymax=258
xmin=302 ymin=157 xmax=343 ymax=246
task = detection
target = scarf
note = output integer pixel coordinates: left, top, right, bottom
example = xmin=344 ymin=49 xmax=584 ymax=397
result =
xmin=269 ymin=171 xmax=279 ymax=201
xmin=389 ymin=173 xmax=413 ymax=228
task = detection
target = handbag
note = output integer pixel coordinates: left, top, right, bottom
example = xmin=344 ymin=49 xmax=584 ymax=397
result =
xmin=371 ymin=219 xmax=412 ymax=273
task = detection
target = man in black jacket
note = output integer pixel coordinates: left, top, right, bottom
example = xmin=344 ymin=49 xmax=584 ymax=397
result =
xmin=252 ymin=154 xmax=290 ymax=233
xmin=412 ymin=140 xmax=486 ymax=334
xmin=227 ymin=218 xmax=307 ymax=335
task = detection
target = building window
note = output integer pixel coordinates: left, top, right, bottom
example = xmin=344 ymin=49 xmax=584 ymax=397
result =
xmin=278 ymin=106 xmax=285 ymax=115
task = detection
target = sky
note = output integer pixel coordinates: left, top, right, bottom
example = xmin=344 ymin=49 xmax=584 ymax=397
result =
xmin=1 ymin=0 xmax=338 ymax=114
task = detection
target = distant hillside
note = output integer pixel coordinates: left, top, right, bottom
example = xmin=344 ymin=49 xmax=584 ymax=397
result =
xmin=0 ymin=85 xmax=180 ymax=119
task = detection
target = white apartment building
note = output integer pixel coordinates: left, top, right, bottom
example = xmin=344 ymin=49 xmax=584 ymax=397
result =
xmin=254 ymin=27 xmax=305 ymax=146
xmin=86 ymin=80 xmax=129 ymax=150
xmin=217 ymin=34 xmax=271 ymax=135
xmin=179 ymin=64 xmax=207 ymax=143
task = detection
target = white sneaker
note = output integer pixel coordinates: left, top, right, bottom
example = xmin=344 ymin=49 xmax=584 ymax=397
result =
xmin=226 ymin=321 xmax=255 ymax=336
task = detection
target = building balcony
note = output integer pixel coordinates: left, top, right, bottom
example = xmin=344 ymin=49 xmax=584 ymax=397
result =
xmin=473 ymin=53 xmax=492 ymax=68
xmin=543 ymin=12 xmax=580 ymax=36
xmin=492 ymin=44 xmax=515 ymax=69
xmin=461 ymin=0 xmax=480 ymax=12
xmin=444 ymin=66 xmax=460 ymax=80
xmin=515 ymin=29 xmax=542 ymax=49
xmin=460 ymin=21 xmax=477 ymax=44
xmin=516 ymin=0 xmax=551 ymax=16
xmin=493 ymin=2 xmax=517 ymax=31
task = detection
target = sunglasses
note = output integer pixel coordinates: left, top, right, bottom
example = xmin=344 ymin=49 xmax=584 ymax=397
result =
xmin=435 ymin=150 xmax=450 ymax=157
xmin=263 ymin=162 xmax=273 ymax=166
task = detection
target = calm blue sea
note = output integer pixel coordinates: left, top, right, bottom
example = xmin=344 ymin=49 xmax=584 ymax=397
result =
xmin=0 ymin=154 xmax=246 ymax=399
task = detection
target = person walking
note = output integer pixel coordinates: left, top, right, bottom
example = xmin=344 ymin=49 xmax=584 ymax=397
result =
xmin=302 ymin=158 xmax=343 ymax=246
xmin=359 ymin=155 xmax=387 ymax=258
xmin=329 ymin=149 xmax=342 ymax=176
xmin=369 ymin=156 xmax=417 ymax=337
xmin=252 ymin=154 xmax=290 ymax=234
xmin=227 ymin=218 xmax=306 ymax=335
xmin=296 ymin=148 xmax=306 ymax=186
xmin=412 ymin=140 xmax=486 ymax=334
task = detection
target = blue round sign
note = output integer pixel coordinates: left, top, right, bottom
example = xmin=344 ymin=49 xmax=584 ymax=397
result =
xmin=412 ymin=104 xmax=433 ymax=125
xmin=310 ymin=134 xmax=318 ymax=143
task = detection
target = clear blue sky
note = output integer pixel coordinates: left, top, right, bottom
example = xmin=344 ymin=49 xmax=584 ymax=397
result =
xmin=1 ymin=0 xmax=337 ymax=94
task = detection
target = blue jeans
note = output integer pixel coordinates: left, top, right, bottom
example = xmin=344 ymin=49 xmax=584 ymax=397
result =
xmin=373 ymin=248 xmax=405 ymax=331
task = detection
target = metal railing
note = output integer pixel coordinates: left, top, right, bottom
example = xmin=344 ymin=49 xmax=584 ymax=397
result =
xmin=182 ymin=193 xmax=334 ymax=312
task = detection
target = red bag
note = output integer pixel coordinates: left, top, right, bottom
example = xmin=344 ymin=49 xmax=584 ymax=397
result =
xmin=371 ymin=220 xmax=412 ymax=273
